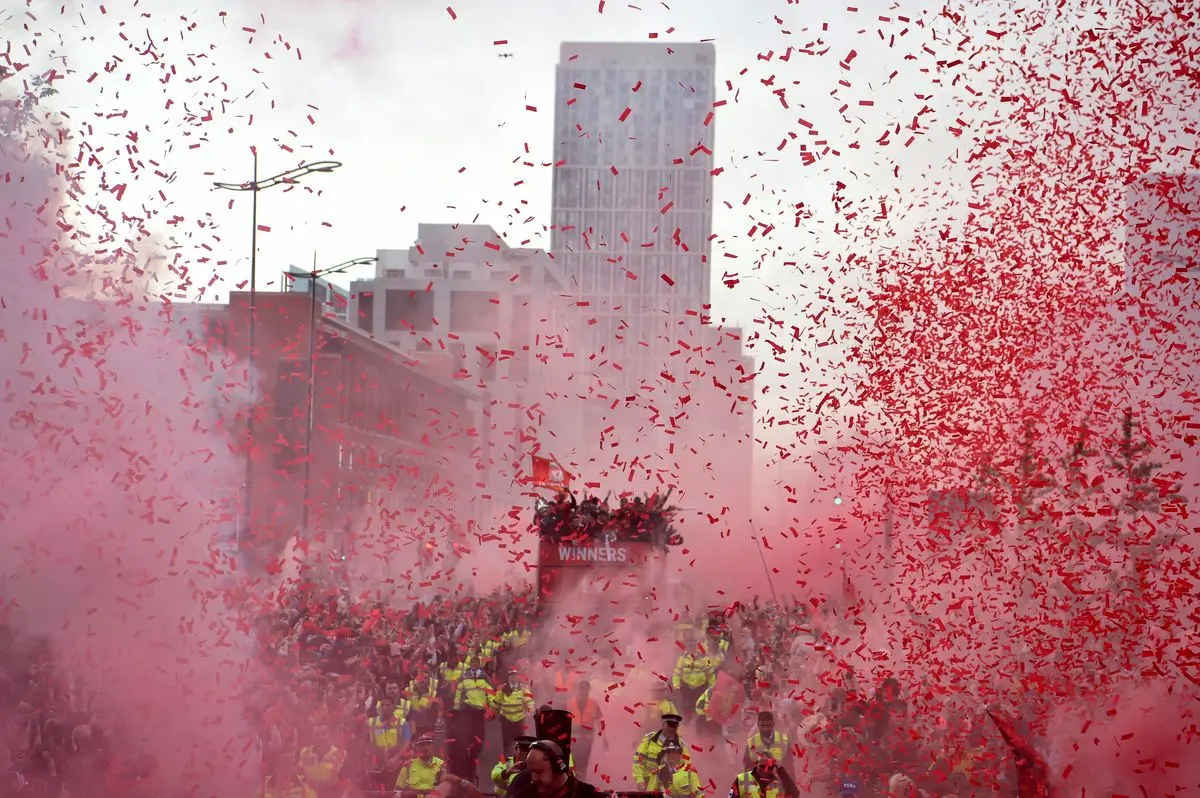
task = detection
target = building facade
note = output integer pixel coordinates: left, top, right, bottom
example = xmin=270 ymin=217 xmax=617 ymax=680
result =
xmin=1124 ymin=172 xmax=1199 ymax=314
xmin=1123 ymin=171 xmax=1199 ymax=499
xmin=347 ymin=223 xmax=574 ymax=519
xmin=204 ymin=291 xmax=482 ymax=559
xmin=283 ymin=269 xmax=352 ymax=324
xmin=551 ymin=41 xmax=717 ymax=383
xmin=546 ymin=41 xmax=756 ymax=512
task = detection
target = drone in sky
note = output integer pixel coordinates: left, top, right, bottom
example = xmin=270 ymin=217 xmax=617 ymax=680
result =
xmin=498 ymin=52 xmax=514 ymax=59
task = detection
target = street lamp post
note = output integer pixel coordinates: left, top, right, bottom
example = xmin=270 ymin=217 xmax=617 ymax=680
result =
xmin=296 ymin=255 xmax=377 ymax=538
xmin=213 ymin=153 xmax=342 ymax=550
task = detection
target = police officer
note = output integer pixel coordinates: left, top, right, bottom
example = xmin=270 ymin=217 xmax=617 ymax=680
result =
xmin=671 ymin=640 xmax=717 ymax=721
xmin=395 ymin=736 xmax=445 ymax=798
xmin=646 ymin=740 xmax=702 ymax=798
xmin=450 ymin=667 xmax=494 ymax=781
xmin=743 ymin=711 xmax=791 ymax=774
xmin=493 ymin=670 xmax=536 ymax=750
xmin=727 ymin=757 xmax=799 ymax=798
xmin=493 ymin=735 xmax=537 ymax=794
xmin=633 ymin=713 xmax=688 ymax=790
xmin=296 ymin=724 xmax=344 ymax=798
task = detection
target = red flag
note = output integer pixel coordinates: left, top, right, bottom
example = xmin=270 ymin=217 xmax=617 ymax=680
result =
xmin=530 ymin=455 xmax=572 ymax=490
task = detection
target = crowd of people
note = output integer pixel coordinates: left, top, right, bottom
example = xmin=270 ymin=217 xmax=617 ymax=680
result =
xmin=533 ymin=489 xmax=684 ymax=550
xmin=645 ymin=599 xmax=1027 ymax=798
xmin=0 ymin=624 xmax=144 ymax=797
xmin=1 ymin=575 xmax=1044 ymax=798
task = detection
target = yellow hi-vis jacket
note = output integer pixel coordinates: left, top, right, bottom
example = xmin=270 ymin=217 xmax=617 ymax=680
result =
xmin=745 ymin=731 xmax=790 ymax=766
xmin=395 ymin=756 xmax=445 ymax=791
xmin=492 ymin=756 xmax=520 ymax=793
xmin=454 ymin=674 xmax=493 ymax=711
xmin=297 ymin=745 xmax=344 ymax=784
xmin=477 ymin=638 xmax=500 ymax=667
xmin=503 ymin=628 xmax=532 ymax=649
xmin=671 ymin=653 xmax=716 ymax=690
xmin=407 ymin=678 xmax=438 ymax=712
xmin=492 ymin=686 xmax=535 ymax=723
xmin=440 ymin=662 xmax=463 ymax=685
xmin=367 ymin=717 xmax=402 ymax=752
xmin=391 ymin=698 xmax=413 ymax=727
xmin=695 ymin=687 xmax=714 ymax=719
xmin=633 ymin=731 xmax=690 ymax=788
xmin=647 ymin=764 xmax=703 ymax=797
xmin=729 ymin=771 xmax=784 ymax=798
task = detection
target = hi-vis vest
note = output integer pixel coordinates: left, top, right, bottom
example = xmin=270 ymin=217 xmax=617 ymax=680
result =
xmin=554 ymin=669 xmax=581 ymax=695
xmin=477 ymin=638 xmax=501 ymax=667
xmin=672 ymin=653 xmax=715 ymax=690
xmin=396 ymin=756 xmax=445 ymax=791
xmin=634 ymin=731 xmax=690 ymax=787
xmin=492 ymin=756 xmax=519 ymax=793
xmin=368 ymin=717 xmax=402 ymax=751
xmin=298 ymin=745 xmax=343 ymax=784
xmin=729 ymin=772 xmax=782 ymax=798
xmin=747 ymin=731 xmax=789 ymax=764
xmin=648 ymin=764 xmax=703 ymax=796
xmin=455 ymin=676 xmax=492 ymax=711
xmin=503 ymin=628 xmax=532 ymax=649
xmin=493 ymin=687 xmax=535 ymax=722
xmin=568 ymin=696 xmax=602 ymax=732
xmin=408 ymin=678 xmax=438 ymax=712
xmin=702 ymin=637 xmax=730 ymax=661
xmin=392 ymin=698 xmax=413 ymax=727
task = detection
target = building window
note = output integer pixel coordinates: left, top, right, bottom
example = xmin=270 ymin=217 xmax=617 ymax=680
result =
xmin=272 ymin=358 xmax=308 ymax=473
xmin=385 ymin=289 xmax=435 ymax=331
xmin=273 ymin=358 xmax=308 ymax=421
xmin=679 ymin=169 xmax=704 ymax=203
xmin=356 ymin=291 xmax=375 ymax=333
xmin=450 ymin=291 xmax=501 ymax=333
xmin=583 ymin=169 xmax=603 ymax=210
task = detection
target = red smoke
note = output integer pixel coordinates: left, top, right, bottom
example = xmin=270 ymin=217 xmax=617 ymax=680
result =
xmin=845 ymin=1 xmax=1200 ymax=794
xmin=1 ymin=91 xmax=260 ymax=795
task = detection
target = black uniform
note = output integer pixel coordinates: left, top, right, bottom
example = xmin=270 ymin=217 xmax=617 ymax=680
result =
xmin=508 ymin=772 xmax=605 ymax=798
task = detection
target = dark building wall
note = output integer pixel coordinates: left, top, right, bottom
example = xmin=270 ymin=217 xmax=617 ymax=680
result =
xmin=215 ymin=292 xmax=479 ymax=552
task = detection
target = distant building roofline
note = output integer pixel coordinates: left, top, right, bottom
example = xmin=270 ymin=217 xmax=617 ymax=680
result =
xmin=558 ymin=40 xmax=715 ymax=64
xmin=320 ymin=314 xmax=480 ymax=401
xmin=223 ymin=291 xmax=479 ymax=400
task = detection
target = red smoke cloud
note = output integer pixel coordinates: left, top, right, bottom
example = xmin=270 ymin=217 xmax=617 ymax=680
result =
xmin=1 ymin=93 xmax=260 ymax=795
xmin=844 ymin=2 xmax=1200 ymax=794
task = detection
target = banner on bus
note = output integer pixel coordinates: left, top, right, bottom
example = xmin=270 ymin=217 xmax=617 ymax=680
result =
xmin=538 ymin=539 xmax=653 ymax=568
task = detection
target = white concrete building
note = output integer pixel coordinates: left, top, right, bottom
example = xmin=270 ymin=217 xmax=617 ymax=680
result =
xmin=547 ymin=42 xmax=746 ymax=480
xmin=551 ymin=42 xmax=717 ymax=380
xmin=348 ymin=223 xmax=575 ymax=513
xmin=1123 ymin=172 xmax=1199 ymax=500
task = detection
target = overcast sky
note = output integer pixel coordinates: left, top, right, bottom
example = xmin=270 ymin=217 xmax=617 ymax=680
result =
xmin=20 ymin=0 xmax=984 ymax=318
xmin=12 ymin=0 xmax=1195 ymax=501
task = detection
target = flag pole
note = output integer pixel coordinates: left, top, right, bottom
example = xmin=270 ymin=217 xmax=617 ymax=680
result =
xmin=750 ymin=522 xmax=779 ymax=604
